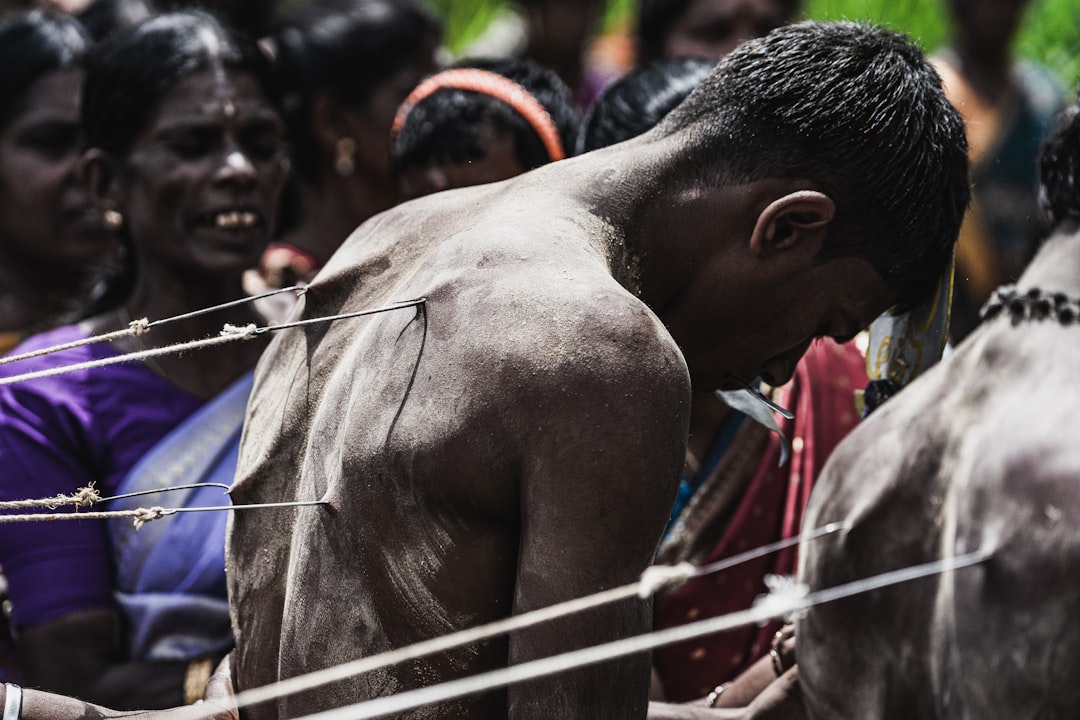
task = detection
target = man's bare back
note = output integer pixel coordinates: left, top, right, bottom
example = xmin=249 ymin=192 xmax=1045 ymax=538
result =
xmin=226 ymin=23 xmax=969 ymax=720
xmin=796 ymin=223 xmax=1080 ymax=719
xmin=229 ymin=169 xmax=691 ymax=719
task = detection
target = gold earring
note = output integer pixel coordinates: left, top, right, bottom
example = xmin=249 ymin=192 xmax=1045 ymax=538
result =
xmin=103 ymin=209 xmax=123 ymax=230
xmin=335 ymin=137 xmax=356 ymax=176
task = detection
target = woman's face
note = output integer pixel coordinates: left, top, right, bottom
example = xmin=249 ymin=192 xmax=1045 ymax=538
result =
xmin=0 ymin=67 xmax=114 ymax=272
xmin=113 ymin=68 xmax=286 ymax=277
xmin=663 ymin=0 xmax=794 ymax=61
xmin=396 ymin=126 xmax=526 ymax=201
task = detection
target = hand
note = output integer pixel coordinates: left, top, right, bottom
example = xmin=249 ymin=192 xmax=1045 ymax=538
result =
xmin=770 ymin=624 xmax=796 ymax=678
xmin=745 ymin=668 xmax=805 ymax=720
xmin=196 ymin=654 xmax=238 ymax=720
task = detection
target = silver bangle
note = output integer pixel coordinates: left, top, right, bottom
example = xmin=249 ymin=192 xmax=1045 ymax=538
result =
xmin=3 ymin=683 xmax=21 ymax=720
xmin=705 ymin=682 xmax=731 ymax=708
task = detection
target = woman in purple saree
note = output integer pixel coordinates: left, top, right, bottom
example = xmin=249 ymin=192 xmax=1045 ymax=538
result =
xmin=0 ymin=11 xmax=286 ymax=708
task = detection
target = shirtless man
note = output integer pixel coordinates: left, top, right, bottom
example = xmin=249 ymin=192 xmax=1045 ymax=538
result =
xmin=227 ymin=22 xmax=969 ymax=720
xmin=796 ymin=94 xmax=1080 ymax=719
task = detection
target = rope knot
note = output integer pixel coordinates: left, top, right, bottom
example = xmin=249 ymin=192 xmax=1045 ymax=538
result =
xmin=132 ymin=506 xmax=166 ymax=529
xmin=638 ymin=562 xmax=696 ymax=599
xmin=221 ymin=323 xmax=258 ymax=340
xmin=753 ymin=574 xmax=810 ymax=620
xmin=72 ymin=485 xmax=101 ymax=508
xmin=128 ymin=317 xmax=150 ymax=336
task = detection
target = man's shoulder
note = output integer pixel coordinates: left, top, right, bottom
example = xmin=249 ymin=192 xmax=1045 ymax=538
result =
xmin=460 ymin=269 xmax=684 ymax=380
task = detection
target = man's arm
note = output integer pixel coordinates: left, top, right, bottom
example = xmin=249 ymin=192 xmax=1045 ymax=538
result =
xmin=18 ymin=610 xmax=191 ymax=709
xmin=2 ymin=655 xmax=236 ymax=720
xmin=648 ymin=669 xmax=805 ymax=720
xmin=506 ymin=301 xmax=691 ymax=719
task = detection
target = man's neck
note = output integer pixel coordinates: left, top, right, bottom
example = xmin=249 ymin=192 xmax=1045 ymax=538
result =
xmin=575 ymin=134 xmax=709 ymax=312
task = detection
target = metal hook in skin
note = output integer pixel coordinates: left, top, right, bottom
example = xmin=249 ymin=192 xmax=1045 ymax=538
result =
xmin=97 ymin=483 xmax=232 ymax=504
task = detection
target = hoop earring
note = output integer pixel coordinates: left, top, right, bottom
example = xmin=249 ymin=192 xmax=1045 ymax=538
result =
xmin=103 ymin=209 xmax=124 ymax=231
xmin=335 ymin=137 xmax=356 ymax=176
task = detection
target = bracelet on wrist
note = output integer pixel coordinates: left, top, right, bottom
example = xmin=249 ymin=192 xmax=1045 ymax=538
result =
xmin=705 ymin=682 xmax=732 ymax=708
xmin=3 ymin=683 xmax=22 ymax=720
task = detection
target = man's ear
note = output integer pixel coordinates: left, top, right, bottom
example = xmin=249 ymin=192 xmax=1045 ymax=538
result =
xmin=81 ymin=148 xmax=121 ymax=214
xmin=749 ymin=190 xmax=836 ymax=258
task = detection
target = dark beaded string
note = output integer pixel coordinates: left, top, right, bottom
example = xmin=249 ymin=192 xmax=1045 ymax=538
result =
xmin=980 ymin=285 xmax=1080 ymax=325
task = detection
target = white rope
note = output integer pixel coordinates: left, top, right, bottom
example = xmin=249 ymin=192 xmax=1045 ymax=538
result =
xmin=0 ymin=506 xmax=167 ymax=527
xmin=0 ymin=332 xmax=247 ymax=387
xmin=0 ymin=485 xmax=100 ymax=511
xmin=230 ymin=565 xmax=691 ymax=711
xmin=0 ymin=298 xmax=426 ymax=388
xmin=0 ymin=286 xmax=305 ymax=368
xmin=229 ymin=522 xmax=847 ymax=713
xmin=0 ymin=501 xmax=327 ymax=528
xmin=0 ymin=323 xmax=147 ymax=367
xmin=289 ymin=549 xmax=989 ymax=720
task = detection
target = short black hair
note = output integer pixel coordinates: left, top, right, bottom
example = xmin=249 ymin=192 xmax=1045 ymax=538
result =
xmin=392 ymin=57 xmax=580 ymax=175
xmin=577 ymin=56 xmax=713 ymax=153
xmin=82 ymin=10 xmax=279 ymax=158
xmin=272 ymin=0 xmax=442 ymax=184
xmin=635 ymin=0 xmax=802 ymax=66
xmin=0 ymin=11 xmax=92 ymax=132
xmin=1039 ymin=87 xmax=1080 ymax=228
xmin=658 ymin=21 xmax=970 ymax=310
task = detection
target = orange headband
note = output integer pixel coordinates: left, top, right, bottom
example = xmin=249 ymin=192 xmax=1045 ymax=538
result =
xmin=391 ymin=68 xmax=566 ymax=162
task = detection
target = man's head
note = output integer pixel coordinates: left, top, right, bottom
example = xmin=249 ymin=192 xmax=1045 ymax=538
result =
xmin=659 ymin=21 xmax=969 ymax=313
xmin=1039 ymin=87 xmax=1080 ymax=229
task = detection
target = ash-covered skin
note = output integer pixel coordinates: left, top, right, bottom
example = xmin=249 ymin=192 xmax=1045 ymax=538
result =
xmin=228 ymin=149 xmax=693 ymax=719
xmin=225 ymin=21 xmax=964 ymax=718
xmin=797 ymin=224 xmax=1080 ymax=719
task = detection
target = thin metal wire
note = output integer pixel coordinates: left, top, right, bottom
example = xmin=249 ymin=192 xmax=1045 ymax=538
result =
xmin=0 ymin=286 xmax=306 ymax=368
xmin=96 ymin=483 xmax=232 ymax=504
xmin=254 ymin=298 xmax=427 ymax=335
xmin=693 ymin=521 xmax=849 ymax=578
xmin=228 ymin=521 xmax=846 ymax=713
xmin=0 ymin=298 xmax=426 ymax=387
xmin=145 ymin=285 xmax=306 ymax=329
xmin=288 ymin=550 xmax=990 ymax=720
xmin=0 ymin=500 xmax=328 ymax=524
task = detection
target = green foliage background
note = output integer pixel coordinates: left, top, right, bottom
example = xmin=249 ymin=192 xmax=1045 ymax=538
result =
xmin=425 ymin=0 xmax=1080 ymax=92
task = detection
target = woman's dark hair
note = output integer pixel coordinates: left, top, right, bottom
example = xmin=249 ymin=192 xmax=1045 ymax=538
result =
xmin=635 ymin=0 xmax=801 ymax=66
xmin=272 ymin=0 xmax=442 ymax=184
xmin=392 ymin=57 xmax=579 ymax=174
xmin=0 ymin=11 xmax=92 ymax=132
xmin=1039 ymin=88 xmax=1080 ymax=227
xmin=82 ymin=10 xmax=280 ymax=158
xmin=79 ymin=10 xmax=281 ymax=316
xmin=577 ymin=56 xmax=712 ymax=153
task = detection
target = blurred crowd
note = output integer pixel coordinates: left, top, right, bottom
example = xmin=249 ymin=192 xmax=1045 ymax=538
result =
xmin=0 ymin=0 xmax=1070 ymax=712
